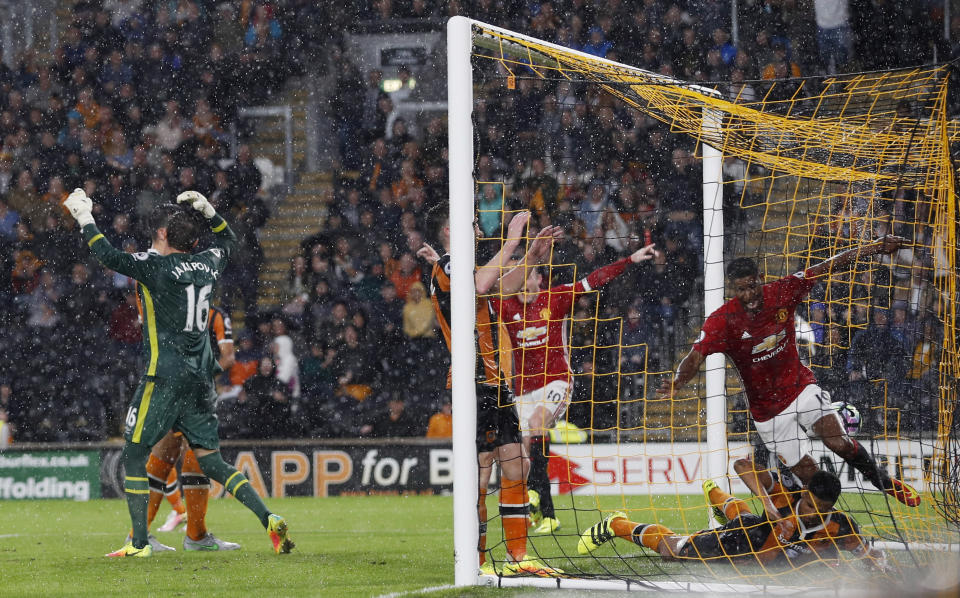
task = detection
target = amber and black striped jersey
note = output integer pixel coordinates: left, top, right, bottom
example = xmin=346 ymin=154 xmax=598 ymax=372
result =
xmin=82 ymin=214 xmax=236 ymax=380
xmin=683 ymin=501 xmax=863 ymax=565
xmin=429 ymin=253 xmax=511 ymax=388
xmin=208 ymin=305 xmax=232 ymax=363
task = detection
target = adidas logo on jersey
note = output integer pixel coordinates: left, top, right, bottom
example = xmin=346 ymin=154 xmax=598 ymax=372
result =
xmin=741 ymin=331 xmax=751 ymax=339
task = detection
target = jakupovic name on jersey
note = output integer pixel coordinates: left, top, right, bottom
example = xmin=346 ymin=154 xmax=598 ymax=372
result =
xmin=171 ymin=260 xmax=219 ymax=280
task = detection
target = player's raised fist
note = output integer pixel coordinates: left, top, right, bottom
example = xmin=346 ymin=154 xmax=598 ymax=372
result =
xmin=64 ymin=188 xmax=94 ymax=226
xmin=176 ymin=190 xmax=216 ymax=218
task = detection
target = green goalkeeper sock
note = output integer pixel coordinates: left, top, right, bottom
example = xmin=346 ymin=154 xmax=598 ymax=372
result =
xmin=197 ymin=452 xmax=271 ymax=528
xmin=121 ymin=442 xmax=151 ymax=549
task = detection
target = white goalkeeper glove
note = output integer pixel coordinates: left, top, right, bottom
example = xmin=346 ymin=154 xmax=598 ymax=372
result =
xmin=64 ymin=188 xmax=95 ymax=227
xmin=176 ymin=190 xmax=216 ymax=219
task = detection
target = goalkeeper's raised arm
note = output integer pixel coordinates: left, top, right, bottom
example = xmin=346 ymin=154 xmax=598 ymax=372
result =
xmin=176 ymin=190 xmax=238 ymax=267
xmin=64 ymin=187 xmax=163 ymax=283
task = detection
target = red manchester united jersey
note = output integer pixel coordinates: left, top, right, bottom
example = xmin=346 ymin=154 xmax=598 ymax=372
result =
xmin=492 ymin=257 xmax=632 ymax=396
xmin=693 ymin=270 xmax=818 ymax=422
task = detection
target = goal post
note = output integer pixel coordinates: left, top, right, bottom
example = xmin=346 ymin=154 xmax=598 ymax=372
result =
xmin=701 ymin=108 xmax=728 ymax=489
xmin=447 ymin=15 xmax=480 ymax=588
xmin=446 ymin=15 xmax=730 ymax=587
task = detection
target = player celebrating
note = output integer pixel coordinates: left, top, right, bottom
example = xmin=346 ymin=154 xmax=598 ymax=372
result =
xmin=656 ymin=237 xmax=920 ymax=507
xmin=141 ymin=303 xmax=241 ymax=551
xmin=419 ymin=209 xmax=562 ymax=577
xmin=579 ymin=469 xmax=890 ymax=571
xmin=63 ymin=188 xmax=293 ymax=557
xmin=492 ymin=242 xmax=658 ymax=534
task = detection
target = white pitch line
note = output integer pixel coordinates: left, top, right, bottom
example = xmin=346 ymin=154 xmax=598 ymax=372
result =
xmin=374 ymin=584 xmax=457 ymax=598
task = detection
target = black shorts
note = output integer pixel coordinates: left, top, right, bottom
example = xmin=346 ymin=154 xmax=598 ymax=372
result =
xmin=679 ymin=513 xmax=774 ymax=562
xmin=476 ymin=383 xmax=521 ymax=452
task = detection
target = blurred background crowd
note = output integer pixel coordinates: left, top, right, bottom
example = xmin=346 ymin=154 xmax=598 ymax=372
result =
xmin=0 ymin=0 xmax=950 ymax=444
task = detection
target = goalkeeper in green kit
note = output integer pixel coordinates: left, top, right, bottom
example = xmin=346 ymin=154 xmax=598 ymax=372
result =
xmin=63 ymin=188 xmax=294 ymax=558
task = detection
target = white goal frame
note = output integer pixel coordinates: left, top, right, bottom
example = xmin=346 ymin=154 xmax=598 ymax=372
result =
xmin=446 ymin=15 xmax=727 ymax=589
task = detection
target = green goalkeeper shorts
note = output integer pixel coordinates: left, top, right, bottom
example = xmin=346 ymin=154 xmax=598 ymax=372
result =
xmin=123 ymin=373 xmax=220 ymax=451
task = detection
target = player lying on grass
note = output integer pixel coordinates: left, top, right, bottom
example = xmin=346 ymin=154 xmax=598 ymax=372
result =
xmin=63 ymin=188 xmax=293 ymax=558
xmin=656 ymin=236 xmax=920 ymax=507
xmin=492 ymin=242 xmax=658 ymax=535
xmin=419 ymin=208 xmax=564 ymax=577
xmin=579 ymin=468 xmax=890 ymax=571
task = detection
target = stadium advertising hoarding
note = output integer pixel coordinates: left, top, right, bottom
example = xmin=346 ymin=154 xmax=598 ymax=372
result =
xmin=99 ymin=443 xmax=458 ymax=498
xmin=0 ymin=451 xmax=100 ymax=501
xmin=10 ymin=439 xmax=937 ymax=499
xmin=553 ymin=441 xmax=935 ymax=496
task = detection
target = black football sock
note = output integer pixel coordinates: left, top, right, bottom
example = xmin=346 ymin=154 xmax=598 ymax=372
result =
xmin=197 ymin=452 xmax=272 ymax=527
xmin=529 ymin=435 xmax=555 ymax=519
xmin=844 ymin=440 xmax=891 ymax=491
xmin=121 ymin=442 xmax=152 ymax=549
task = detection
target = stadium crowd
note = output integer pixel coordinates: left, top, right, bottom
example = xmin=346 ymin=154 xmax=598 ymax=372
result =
xmin=0 ymin=0 xmax=948 ymax=443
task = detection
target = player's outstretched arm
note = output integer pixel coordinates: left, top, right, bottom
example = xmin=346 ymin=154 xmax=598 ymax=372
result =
xmin=476 ymin=210 xmax=531 ymax=294
xmin=576 ymin=243 xmax=658 ymax=295
xmin=806 ymin=234 xmax=908 ymax=278
xmin=177 ymin=190 xmax=237 ymax=264
xmin=629 ymin=243 xmax=657 ymax=264
xmin=64 ymin=188 xmax=159 ymax=283
xmin=655 ymin=347 xmax=705 ymax=400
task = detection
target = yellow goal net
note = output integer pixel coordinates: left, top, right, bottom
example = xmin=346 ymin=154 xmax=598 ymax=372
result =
xmin=448 ymin=17 xmax=959 ymax=592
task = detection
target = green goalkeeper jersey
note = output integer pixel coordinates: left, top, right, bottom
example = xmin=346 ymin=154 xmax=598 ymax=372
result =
xmin=81 ymin=214 xmax=237 ymax=381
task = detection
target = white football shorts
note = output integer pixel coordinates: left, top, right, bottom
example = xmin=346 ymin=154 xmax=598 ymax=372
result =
xmin=752 ymin=384 xmax=843 ymax=467
xmin=514 ymin=379 xmax=572 ymax=437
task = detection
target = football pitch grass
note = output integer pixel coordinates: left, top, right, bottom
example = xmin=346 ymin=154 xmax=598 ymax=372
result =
xmin=0 ymin=493 xmax=946 ymax=597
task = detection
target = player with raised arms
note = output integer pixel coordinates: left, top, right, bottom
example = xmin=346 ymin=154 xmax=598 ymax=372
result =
xmin=578 ymin=467 xmax=890 ymax=571
xmin=418 ymin=208 xmax=562 ymax=576
xmin=63 ymin=188 xmax=293 ymax=557
xmin=656 ymin=236 xmax=920 ymax=507
xmin=492 ymin=242 xmax=658 ymax=534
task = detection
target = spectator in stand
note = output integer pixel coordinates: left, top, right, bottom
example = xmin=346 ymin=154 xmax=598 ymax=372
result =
xmin=402 ymin=281 xmax=436 ymax=340
xmin=579 ymin=181 xmax=609 ymax=237
xmin=814 ymin=0 xmax=852 ymax=74
xmin=241 ymin=356 xmax=291 ymax=439
xmin=0 ymin=406 xmax=11 ymax=448
xmin=389 ymin=252 xmax=423 ymax=301
xmin=108 ymin=287 xmax=141 ymax=352
xmin=227 ymin=144 xmax=262 ymax=207
xmin=6 ymin=171 xmax=42 ymax=233
xmin=271 ymin=323 xmax=301 ymax=401
xmin=360 ymin=395 xmax=418 ymax=438
xmin=362 ymin=137 xmax=396 ymax=194
xmin=582 ymin=26 xmax=614 ymax=58
xmin=229 ymin=331 xmax=262 ymax=388
xmin=154 ymin=100 xmax=187 ymax=151
xmin=332 ymin=324 xmax=376 ymax=402
xmin=847 ymin=307 xmax=908 ymax=408
xmin=0 ymin=198 xmax=19 ymax=241
xmin=425 ymin=400 xmax=453 ymax=438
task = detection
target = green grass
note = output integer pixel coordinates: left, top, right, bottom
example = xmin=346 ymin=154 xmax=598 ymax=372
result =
xmin=1 ymin=496 xmax=454 ymax=598
xmin=0 ymin=493 xmax=950 ymax=597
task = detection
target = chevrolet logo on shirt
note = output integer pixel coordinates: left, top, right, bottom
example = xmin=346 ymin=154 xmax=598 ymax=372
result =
xmin=751 ymin=330 xmax=787 ymax=354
